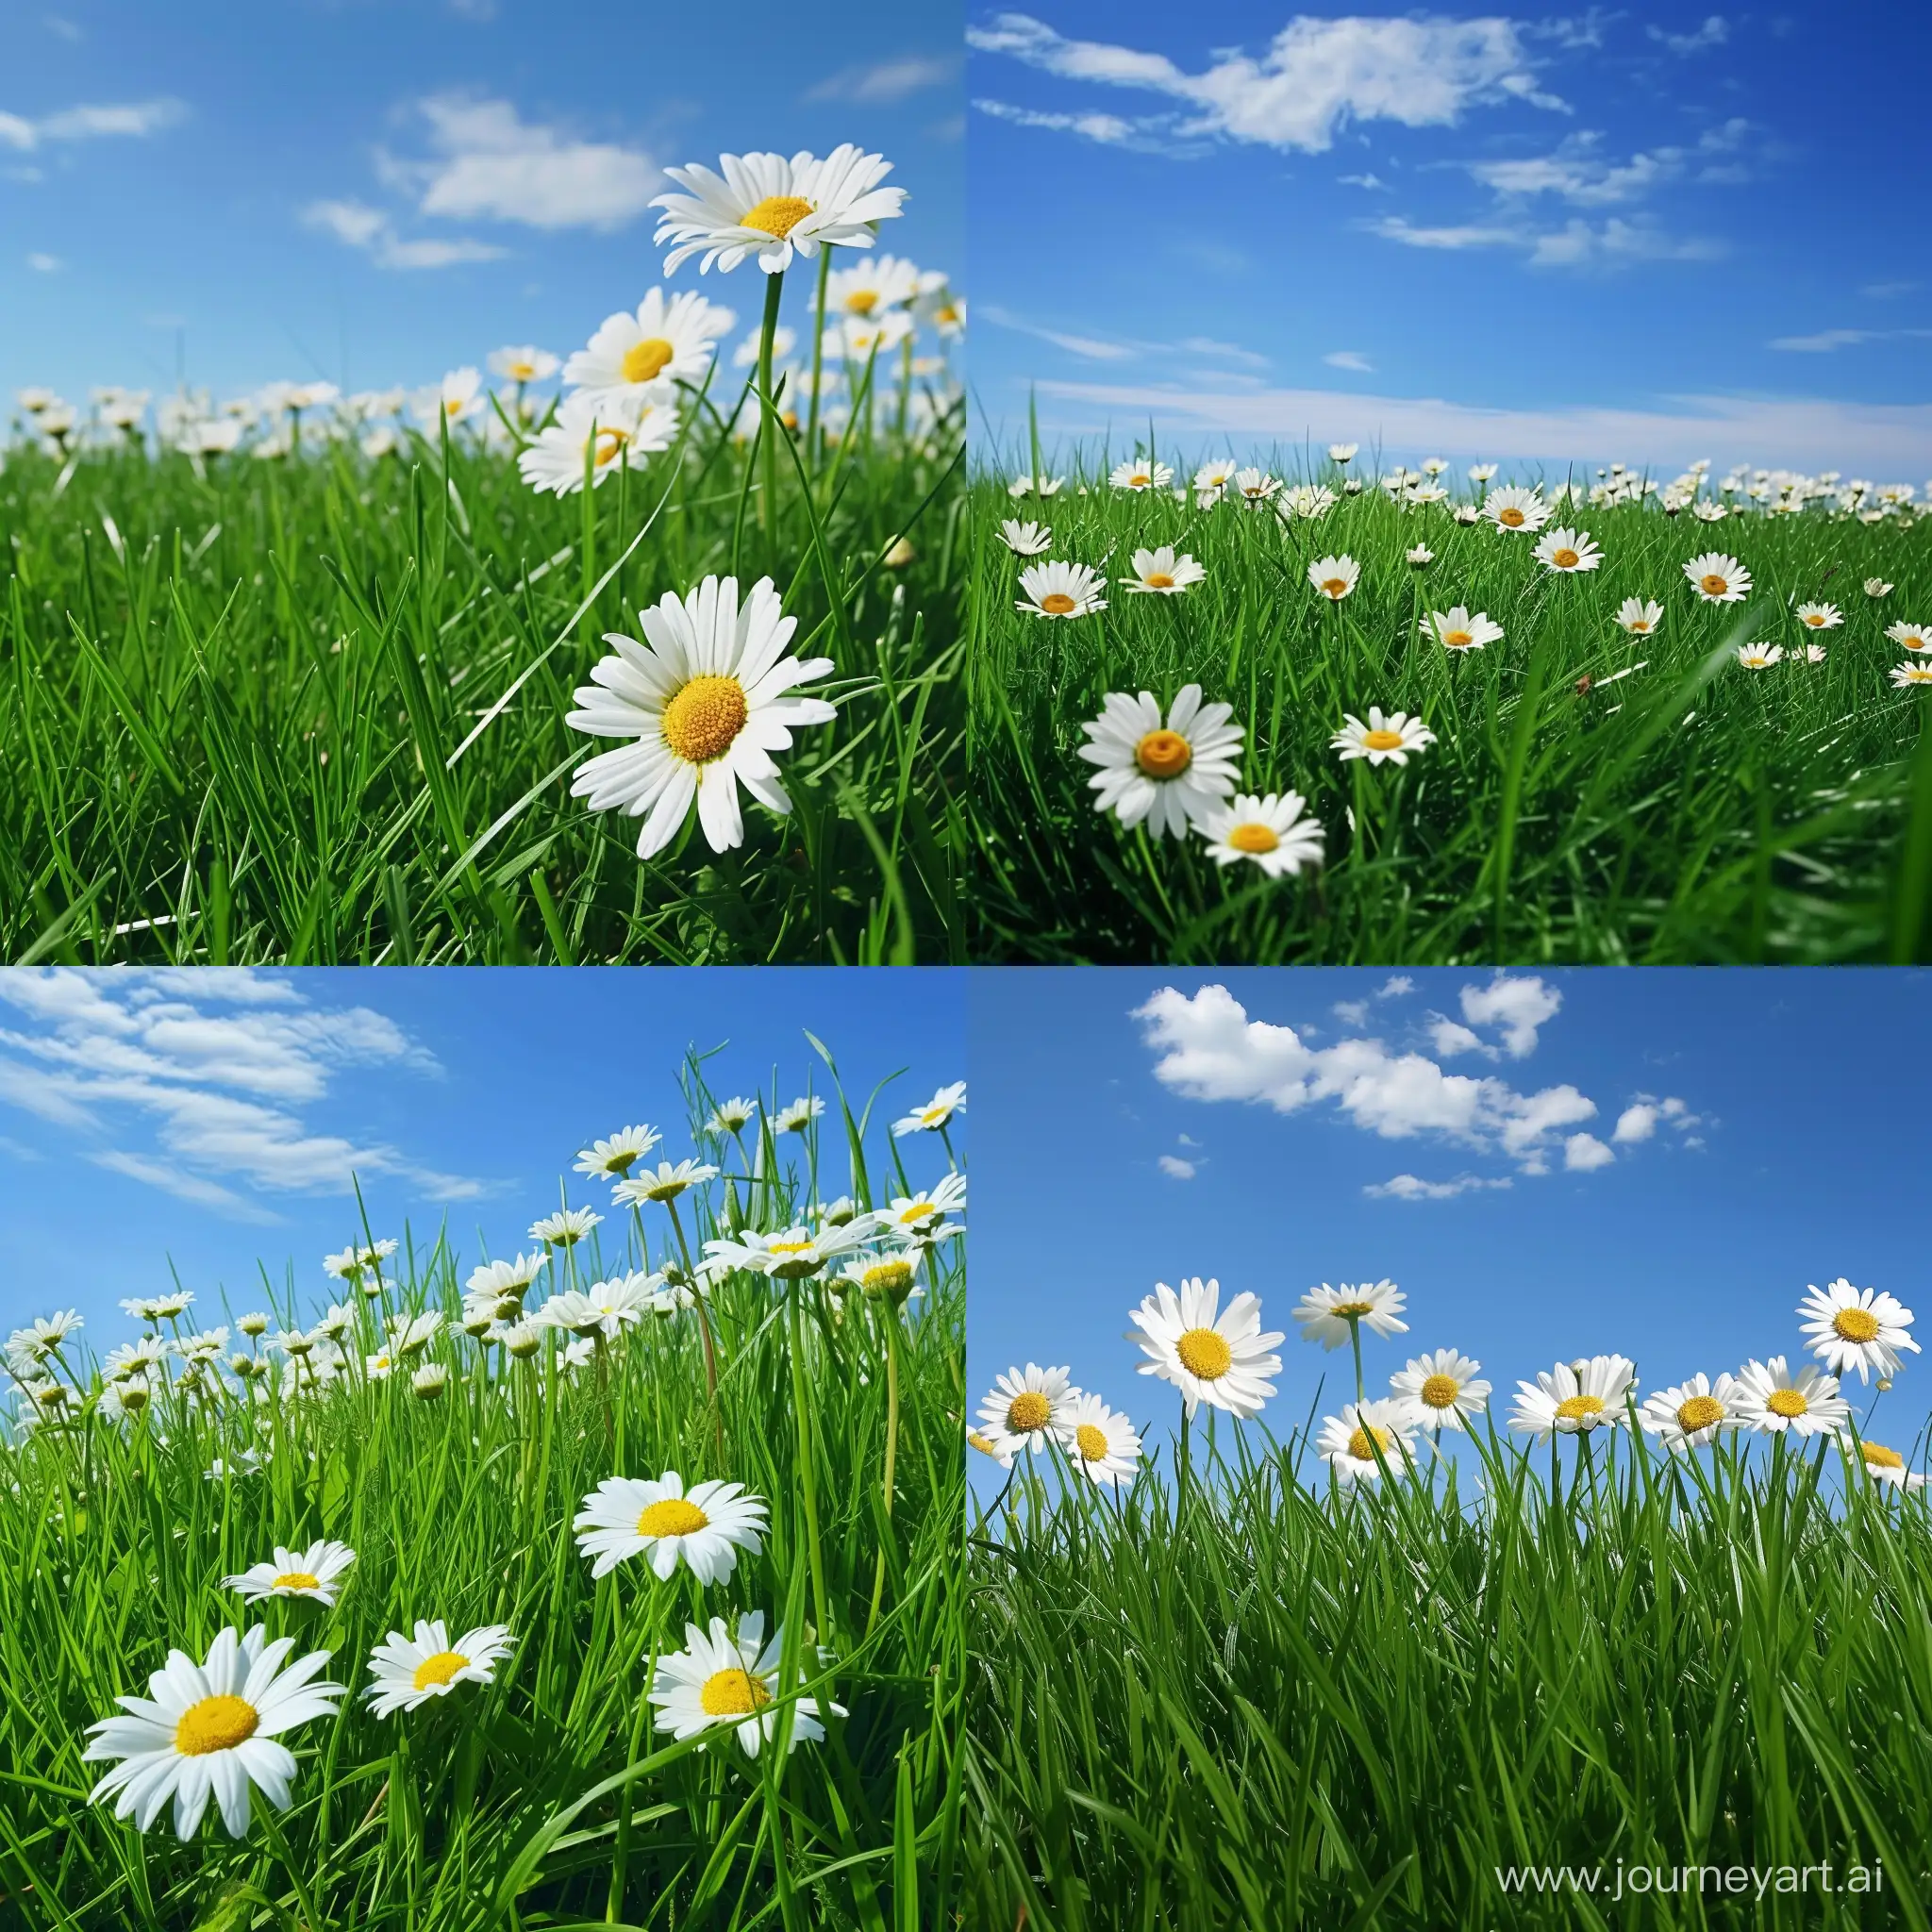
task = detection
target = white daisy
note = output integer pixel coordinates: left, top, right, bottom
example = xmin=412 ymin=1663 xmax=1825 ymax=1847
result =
xmin=224 ymin=1541 xmax=357 ymax=1607
xmin=530 ymin=1208 xmax=602 ymax=1249
xmin=1885 ymin=621 xmax=1929 ymax=653
xmin=615 ymin=1158 xmax=720 ymax=1206
xmin=653 ymin=145 xmax=904 ymax=276
xmin=1193 ymin=458 xmax=1237 ymax=496
xmin=1078 ymin=685 xmax=1243 ymax=839
xmin=1197 ymin=791 xmax=1324 ymax=878
xmin=413 ymin=367 xmax=482 ymax=429
xmin=647 ymin=1610 xmax=838 ymax=1757
xmin=463 ymin=1253 xmax=546 ymax=1319
xmin=1509 ymin=1356 xmax=1638 ymax=1441
xmin=704 ymin=1096 xmax=758 ymax=1135
xmin=364 ymin=1620 xmax=515 ymax=1718
xmin=776 ymin=1095 xmax=824 ymax=1134
xmin=1793 ymin=601 xmax=1841 ymax=631
xmin=1616 ymin=597 xmax=1664 ymax=636
xmin=1534 ymin=527 xmax=1603 ymax=574
xmin=836 ymin=1247 xmax=925 ymax=1305
xmin=1638 ymin=1372 xmax=1743 ymax=1450
xmin=575 ymin=1126 xmax=662 ymax=1183
xmin=1127 ymin=1276 xmax=1283 ymax=1420
xmin=1318 ymin=1398 xmax=1417 ymax=1483
xmin=824 ymin=252 xmax=922 ymax=318
xmin=1056 ymin=1392 xmax=1142 ymax=1487
xmin=1685 ymin=553 xmax=1752 ymax=603
xmin=1733 ymin=1357 xmax=1850 ymax=1438
xmin=538 ymin=1273 xmax=660 ymax=1340
xmin=1331 ymin=708 xmax=1436 ymax=767
xmin=1389 ymin=1349 xmax=1490 ymax=1431
xmin=574 ymin=1472 xmax=768 ymax=1582
xmin=122 ymin=1291 xmax=194 ymax=1323
xmin=519 ymin=390 xmax=680 ymax=497
xmin=1424 ymin=607 xmax=1503 ymax=653
xmin=1232 ymin=466 xmax=1278 ymax=505
xmin=1735 ymin=642 xmax=1783 ymax=669
xmin=975 ymin=1363 xmax=1080 ymax=1460
xmin=563 ymin=291 xmax=735 ymax=409
xmin=1307 ymin=554 xmax=1360 ymax=601
xmin=1108 ymin=458 xmax=1174 ymax=492
xmin=705 ymin=1220 xmax=864 ymax=1280
xmin=1016 ymin=559 xmax=1107 ymax=619
xmin=1865 ymin=578 xmax=1893 ymax=599
xmin=83 ymin=1627 xmax=346 ymax=1840
xmin=875 ymin=1169 xmax=968 ymax=1242
xmin=1328 ymin=443 xmax=1358 ymax=463
xmin=568 ymin=575 xmax=837 ymax=860
xmin=1796 ymin=1277 xmax=1917 ymax=1383
xmin=1407 ymin=544 xmax=1434 ymax=566
xmin=1892 ymin=659 xmax=1932 ymax=687
xmin=1121 ymin=545 xmax=1206 ymax=595
xmin=1295 ymin=1281 xmax=1408 ymax=1352
xmin=891 ymin=1080 xmax=966 ymax=1137
xmin=488 ymin=345 xmax=558 ymax=383
xmin=1855 ymin=1441 xmax=1928 ymax=1491
xmin=1483 ymin=485 xmax=1550 ymax=533
xmin=999 ymin=519 xmax=1051 ymax=557
xmin=7 ymin=1308 xmax=83 ymax=1369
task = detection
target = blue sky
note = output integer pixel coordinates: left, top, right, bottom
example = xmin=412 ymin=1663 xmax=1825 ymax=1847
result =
xmin=969 ymin=967 xmax=1932 ymax=1479
xmin=3 ymin=0 xmax=962 ymax=408
xmin=0 ymin=967 xmax=965 ymax=1355
xmin=968 ymin=4 xmax=1932 ymax=475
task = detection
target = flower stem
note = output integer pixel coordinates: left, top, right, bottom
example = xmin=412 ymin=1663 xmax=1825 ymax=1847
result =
xmin=756 ymin=270 xmax=786 ymax=554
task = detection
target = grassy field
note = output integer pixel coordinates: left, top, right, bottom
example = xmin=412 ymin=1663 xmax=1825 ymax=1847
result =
xmin=2 ymin=282 xmax=963 ymax=967
xmin=0 ymin=1051 xmax=966 ymax=1930
xmin=966 ymin=446 xmax=1932 ymax=964
xmin=965 ymin=1351 xmax=1932 ymax=1929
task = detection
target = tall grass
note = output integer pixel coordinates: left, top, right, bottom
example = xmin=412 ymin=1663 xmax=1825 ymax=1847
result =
xmin=966 ymin=446 xmax=1932 ymax=964
xmin=0 ymin=1047 xmax=966 ymax=1929
xmin=1 ymin=361 xmax=964 ymax=965
xmin=965 ymin=1419 xmax=1932 ymax=1931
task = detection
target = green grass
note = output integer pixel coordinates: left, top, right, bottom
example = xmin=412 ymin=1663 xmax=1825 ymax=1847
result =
xmin=965 ymin=1418 xmax=1932 ymax=1931
xmin=0 ymin=1047 xmax=966 ymax=1930
xmin=966 ymin=449 xmax=1932 ymax=964
xmin=1 ymin=358 xmax=964 ymax=965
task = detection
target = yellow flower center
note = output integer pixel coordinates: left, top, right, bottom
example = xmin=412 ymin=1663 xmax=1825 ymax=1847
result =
xmin=174 ymin=1694 xmax=259 ymax=1757
xmin=1556 ymin=1394 xmax=1605 ymax=1422
xmin=1330 ymin=1301 xmax=1374 ymax=1319
xmin=593 ymin=427 xmax=631 ymax=467
xmin=1629 ymin=619 xmax=1651 ymax=632
xmin=1701 ymin=574 xmax=1730 ymax=596
xmin=603 ymin=1150 xmax=641 ymax=1174
xmin=1129 ymin=473 xmax=1150 ymax=487
xmin=1007 ymin=1391 xmax=1051 ymax=1432
xmin=1803 ymin=612 xmax=1824 ymax=626
xmin=1420 ymin=1374 xmax=1460 ymax=1410
xmin=1833 ymin=1307 xmax=1881 ymax=1343
xmin=1040 ymin=591 xmax=1077 ymax=614
xmin=621 ymin=338 xmax=675 ymax=385
xmin=1498 ymin=507 xmax=1525 ymax=527
xmin=1074 ymin=1423 xmax=1110 ymax=1461
xmin=700 ymin=1667 xmax=774 ymax=1717
xmin=861 ymin=1259 xmax=914 ymax=1297
xmin=660 ymin=675 xmax=749 ymax=765
xmin=412 ymin=1650 xmax=470 ymax=1690
xmin=769 ymin=1240 xmax=815 ymax=1254
xmin=1363 ymin=730 xmax=1407 ymax=753
xmin=1766 ymin=1389 xmax=1808 ymax=1419
xmin=1862 ymin=1441 xmax=1905 ymax=1471
xmin=272 ymin=1571 xmax=321 ymax=1592
xmin=967 ymin=1429 xmax=999 ymax=1457
xmin=1676 ymin=1395 xmax=1724 ymax=1432
xmin=1321 ymin=576 xmax=1350 ymax=598
xmin=1347 ymin=1424 xmax=1395 ymax=1461
xmin=842 ymin=290 xmax=879 ymax=315
xmin=741 ymin=195 xmax=813 ymax=240
xmin=1143 ymin=572 xmax=1176 ymax=589
xmin=1226 ymin=822 xmax=1279 ymax=855
xmin=1441 ymin=629 xmax=1474 ymax=649
xmin=638 ymin=1498 xmax=709 ymax=1538
xmin=1135 ymin=728 xmax=1192 ymax=779
xmin=1552 ymin=548 xmax=1579 ymax=569
xmin=1175 ymin=1327 xmax=1233 ymax=1380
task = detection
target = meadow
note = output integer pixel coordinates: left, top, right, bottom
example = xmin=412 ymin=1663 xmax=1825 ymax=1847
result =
xmin=1 ymin=151 xmax=965 ymax=967
xmin=0 ymin=1050 xmax=967 ymax=1930
xmin=964 ymin=1273 xmax=1932 ymax=1931
xmin=967 ymin=442 xmax=1932 ymax=965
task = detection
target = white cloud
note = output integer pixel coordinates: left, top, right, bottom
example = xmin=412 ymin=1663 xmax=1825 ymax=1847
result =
xmin=25 ymin=251 xmax=60 ymax=272
xmin=1770 ymin=326 xmax=1932 ymax=354
xmin=1613 ymin=1102 xmax=1659 ymax=1143
xmin=808 ymin=53 xmax=959 ymax=103
xmin=981 ymin=303 xmax=1141 ymax=360
xmin=1365 ymin=1172 xmax=1512 ymax=1200
xmin=1428 ymin=1016 xmax=1485 ymax=1058
xmin=303 ymin=197 xmax=506 ymax=272
xmin=973 ymin=97 xmax=1141 ymax=146
xmin=1158 ymin=1154 xmax=1197 ymax=1179
xmin=1615 ymin=1093 xmax=1701 ymax=1142
xmin=1376 ymin=976 xmax=1414 ymax=999
xmin=1564 ymin=1132 xmax=1616 ymax=1171
xmin=0 ymin=97 xmax=185 ymax=150
xmin=1467 ymin=122 xmax=1751 ymax=208
xmin=1371 ymin=210 xmax=1720 ymax=269
xmin=1324 ymin=350 xmax=1374 ymax=372
xmin=1339 ymin=171 xmax=1388 ymax=190
xmin=1649 ymin=15 xmax=1728 ymax=54
xmin=1459 ymin=974 xmax=1560 ymax=1058
xmin=1333 ymin=999 xmax=1369 ymax=1025
xmin=0 ymin=970 xmax=485 ymax=1220
xmin=967 ymin=11 xmax=1560 ymax=151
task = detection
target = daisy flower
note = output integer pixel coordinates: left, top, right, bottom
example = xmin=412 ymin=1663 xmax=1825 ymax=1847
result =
xmin=1331 ymin=708 xmax=1436 ymax=766
xmin=1793 ymin=601 xmax=1841 ymax=631
xmin=1866 ymin=578 xmax=1893 ymax=598
xmin=1295 ymin=1281 xmax=1408 ymax=1352
xmin=224 ymin=1541 xmax=357 ymax=1607
xmin=1193 ymin=458 xmax=1237 ymax=497
xmin=1016 ymin=559 xmax=1107 ymax=619
xmin=464 ymin=1253 xmax=545 ymax=1318
xmin=892 ymin=1080 xmax=966 ymax=1137
xmin=1639 ymin=1372 xmax=1743 ymax=1450
xmin=1424 ymin=606 xmax=1503 ymax=653
xmin=488 ymin=345 xmax=558 ymax=383
xmin=1056 ymin=1392 xmax=1142 ymax=1487
xmin=1328 ymin=443 xmax=1357 ymax=463
xmin=519 ymin=391 xmax=680 ymax=496
xmin=1232 ymin=467 xmax=1278 ymax=505
xmin=876 ymin=1170 xmax=968 ymax=1241
xmin=7 ymin=1308 xmax=82 ymax=1368
xmin=1108 ymin=458 xmax=1173 ymax=491
xmin=1078 ymin=685 xmax=1243 ymax=839
xmin=1735 ymin=642 xmax=1783 ymax=669
xmin=567 ymin=575 xmax=837 ymax=861
xmin=825 ymin=252 xmax=922 ymax=318
xmin=1885 ymin=621 xmax=1929 ymax=652
xmin=1892 ymin=660 xmax=1932 ymax=687
xmin=1796 ymin=1277 xmax=1917 ymax=1383
xmin=1121 ymin=545 xmax=1206 ymax=595
xmin=414 ymin=367 xmax=482 ymax=429
xmin=1616 ymin=597 xmax=1664 ymax=635
xmin=653 ymin=145 xmax=905 ymax=276
xmin=776 ymin=1095 xmax=824 ymax=1133
xmin=1509 ymin=1356 xmax=1638 ymax=1441
xmin=837 ymin=1248 xmax=924 ymax=1305
xmin=1685 ymin=553 xmax=1752 ymax=602
xmin=975 ymin=1363 xmax=1079 ymax=1460
xmin=364 ymin=1621 xmax=514 ymax=1719
xmin=1307 ymin=554 xmax=1360 ymax=601
xmin=122 ymin=1291 xmax=194 ymax=1323
xmin=1127 ymin=1276 xmax=1283 ymax=1420
xmin=539 ymin=1273 xmax=660 ymax=1340
xmin=1533 ymin=527 xmax=1603 ymax=574
xmin=1407 ymin=544 xmax=1434 ymax=566
xmin=1733 ymin=1357 xmax=1849 ymax=1438
xmin=648 ymin=1610 xmax=838 ymax=1758
xmin=705 ymin=1220 xmax=864 ymax=1280
xmin=1390 ymin=1349 xmax=1490 ymax=1431
xmin=1802 ymin=642 xmax=1827 ymax=663
xmin=575 ymin=1126 xmax=662 ymax=1183
xmin=531 ymin=1207 xmax=601 ymax=1249
xmin=1483 ymin=485 xmax=1549 ymax=533
xmin=1318 ymin=1399 xmax=1417 ymax=1483
xmin=1007 ymin=474 xmax=1064 ymax=499
xmin=616 ymin=1158 xmax=720 ymax=1206
xmin=999 ymin=519 xmax=1051 ymax=557
xmin=704 ymin=1096 xmax=758 ymax=1136
xmin=574 ymin=1472 xmax=768 ymax=1582
xmin=83 ymin=1627 xmax=345 ymax=1840
xmin=1855 ymin=1441 xmax=1928 ymax=1491
xmin=563 ymin=291 xmax=735 ymax=405
xmin=1197 ymin=791 xmax=1324 ymax=878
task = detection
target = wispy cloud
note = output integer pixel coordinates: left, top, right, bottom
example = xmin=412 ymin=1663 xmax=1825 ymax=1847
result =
xmin=1769 ymin=326 xmax=1932 ymax=354
xmin=1324 ymin=350 xmax=1373 ymax=372
xmin=1648 ymin=15 xmax=1729 ymax=55
xmin=1466 ymin=121 xmax=1752 ymax=208
xmin=303 ymin=198 xmax=506 ymax=271
xmin=0 ymin=97 xmax=186 ymax=151
xmin=1364 ymin=1173 xmax=1512 ymax=1201
xmin=973 ymin=98 xmax=1144 ymax=148
xmin=25 ymin=251 xmax=60 ymax=273
xmin=808 ymin=53 xmax=960 ymax=104
xmin=1369 ymin=210 xmax=1722 ymax=270
xmin=1158 ymin=1154 xmax=1196 ymax=1180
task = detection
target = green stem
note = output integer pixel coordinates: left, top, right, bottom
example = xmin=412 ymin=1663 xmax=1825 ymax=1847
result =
xmin=806 ymin=244 xmax=832 ymax=473
xmin=864 ymin=1307 xmax=901 ymax=1639
xmin=756 ymin=270 xmax=786 ymax=556
xmin=787 ymin=1281 xmax=831 ymax=1644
